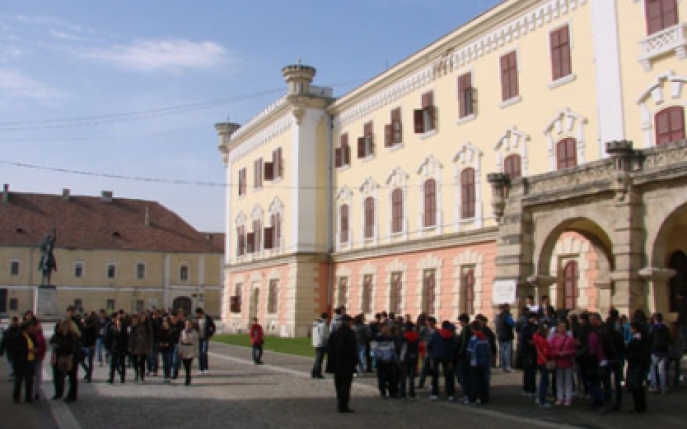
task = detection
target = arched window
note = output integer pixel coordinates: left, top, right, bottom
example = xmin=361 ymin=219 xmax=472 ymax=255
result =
xmin=463 ymin=269 xmax=475 ymax=315
xmin=340 ymin=204 xmax=349 ymax=243
xmin=563 ymin=261 xmax=578 ymax=310
xmin=556 ymin=138 xmax=577 ymax=170
xmin=267 ymin=280 xmax=279 ymax=314
xmin=337 ymin=277 xmax=348 ymax=308
xmin=504 ymin=154 xmax=522 ymax=179
xmin=655 ymin=106 xmax=685 ymax=146
xmin=364 ymin=197 xmax=375 ymax=239
xmin=253 ymin=219 xmax=262 ymax=253
xmin=391 ymin=188 xmax=403 ymax=234
xmin=390 ymin=273 xmax=402 ymax=314
xmin=461 ymin=168 xmax=475 ymax=219
xmin=645 ymin=0 xmax=679 ymax=35
xmin=362 ymin=275 xmax=373 ymax=314
xmin=422 ymin=270 xmax=436 ymax=315
xmin=424 ymin=179 xmax=436 ymax=227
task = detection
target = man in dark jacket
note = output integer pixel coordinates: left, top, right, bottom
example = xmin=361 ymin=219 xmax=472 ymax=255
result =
xmin=11 ymin=321 xmax=37 ymax=403
xmin=518 ymin=312 xmax=538 ymax=397
xmin=427 ymin=320 xmax=457 ymax=401
xmin=327 ymin=314 xmax=357 ymax=413
xmin=495 ymin=304 xmax=515 ymax=372
xmin=195 ymin=308 xmax=216 ymax=374
xmin=0 ymin=316 xmax=20 ymax=378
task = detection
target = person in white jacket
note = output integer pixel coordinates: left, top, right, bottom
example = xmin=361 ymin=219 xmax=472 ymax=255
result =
xmin=178 ymin=320 xmax=199 ymax=386
xmin=311 ymin=313 xmax=330 ymax=379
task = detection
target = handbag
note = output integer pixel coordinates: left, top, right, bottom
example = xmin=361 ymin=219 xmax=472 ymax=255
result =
xmin=57 ymin=354 xmax=73 ymax=372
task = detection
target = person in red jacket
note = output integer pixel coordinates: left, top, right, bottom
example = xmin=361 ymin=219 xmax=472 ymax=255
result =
xmin=31 ymin=320 xmax=48 ymax=400
xmin=533 ymin=323 xmax=553 ymax=408
xmin=249 ymin=317 xmax=264 ymax=365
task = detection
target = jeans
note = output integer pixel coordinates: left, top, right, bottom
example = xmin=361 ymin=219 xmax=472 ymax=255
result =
xmin=356 ymin=345 xmax=366 ymax=374
xmin=252 ymin=343 xmax=263 ymax=363
xmin=161 ymin=350 xmax=174 ymax=380
xmin=312 ymin=347 xmax=326 ymax=377
xmin=431 ymin=358 xmax=455 ymax=397
xmin=147 ymin=344 xmax=159 ymax=374
xmin=537 ymin=365 xmax=550 ymax=406
xmin=33 ymin=360 xmax=43 ymax=397
xmin=172 ymin=345 xmax=180 ymax=378
xmin=499 ymin=341 xmax=512 ymax=370
xmin=556 ymin=367 xmax=574 ymax=401
xmin=650 ymin=354 xmax=668 ymax=390
xmin=376 ymin=361 xmax=398 ymax=397
xmin=95 ymin=337 xmax=106 ymax=364
xmin=198 ymin=339 xmax=209 ymax=371
xmin=80 ymin=347 xmax=94 ymax=381
xmin=399 ymin=360 xmax=417 ymax=398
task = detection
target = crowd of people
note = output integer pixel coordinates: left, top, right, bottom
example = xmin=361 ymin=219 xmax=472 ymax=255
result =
xmin=1 ymin=305 xmax=216 ymax=404
xmin=319 ymin=292 xmax=687 ymax=414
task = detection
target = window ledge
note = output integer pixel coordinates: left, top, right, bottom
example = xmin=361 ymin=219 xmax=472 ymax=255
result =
xmin=273 ymin=177 xmax=283 ymax=184
xmin=548 ymin=73 xmax=576 ymax=90
xmin=456 ymin=114 xmax=476 ymax=126
xmin=388 ymin=143 xmax=405 ymax=152
xmin=361 ymin=154 xmax=376 ymax=163
xmin=337 ymin=164 xmax=351 ymax=171
xmin=422 ymin=225 xmax=438 ymax=231
xmin=390 ymin=231 xmax=404 ymax=237
xmin=420 ymin=129 xmax=438 ymax=140
xmin=500 ymin=95 xmax=522 ymax=109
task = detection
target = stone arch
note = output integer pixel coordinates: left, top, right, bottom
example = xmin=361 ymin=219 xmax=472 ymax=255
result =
xmin=543 ymin=108 xmax=588 ymax=168
xmin=636 ymin=71 xmax=687 ymax=148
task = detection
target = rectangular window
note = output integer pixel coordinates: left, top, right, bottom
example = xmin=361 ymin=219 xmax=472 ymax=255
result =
xmin=236 ymin=225 xmax=246 ymax=256
xmin=364 ymin=197 xmax=375 ymax=239
xmin=253 ymin=220 xmax=262 ymax=253
xmin=385 ymin=108 xmax=402 ymax=147
xmin=424 ymin=179 xmax=437 ymax=227
xmin=106 ymin=263 xmax=116 ymax=279
xmin=9 ymin=260 xmax=20 ymax=276
xmin=136 ymin=263 xmax=146 ymax=279
xmin=254 ymin=158 xmax=263 ymax=189
xmin=357 ymin=121 xmax=374 ymax=158
xmin=550 ymin=25 xmax=571 ymax=81
xmin=340 ymin=204 xmax=349 ymax=243
xmin=461 ymin=168 xmax=476 ymax=219
xmin=646 ymin=0 xmax=679 ymax=35
xmin=362 ymin=275 xmax=373 ymax=314
xmin=423 ymin=270 xmax=436 ymax=315
xmin=500 ymin=52 xmax=519 ymax=101
xmin=266 ymin=147 xmax=283 ymax=180
xmin=9 ymin=298 xmax=18 ymax=311
xmin=391 ymin=189 xmax=403 ymax=234
xmin=390 ymin=273 xmax=402 ymax=314
xmin=414 ymin=91 xmax=436 ymax=133
xmin=74 ymin=299 xmax=83 ymax=313
xmin=458 ymin=72 xmax=475 ymax=118
xmin=335 ymin=134 xmax=351 ymax=168
xmin=238 ymin=168 xmax=247 ymax=196
xmin=106 ymin=299 xmax=115 ymax=312
xmin=74 ymin=262 xmax=84 ymax=278
xmin=179 ymin=265 xmax=189 ymax=281
xmin=135 ymin=300 xmax=144 ymax=313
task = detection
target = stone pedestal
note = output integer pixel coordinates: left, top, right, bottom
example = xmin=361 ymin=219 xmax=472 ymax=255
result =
xmin=34 ymin=285 xmax=59 ymax=320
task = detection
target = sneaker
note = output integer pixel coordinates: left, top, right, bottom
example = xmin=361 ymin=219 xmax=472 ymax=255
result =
xmin=539 ymin=403 xmax=552 ymax=409
xmin=429 ymin=395 xmax=438 ymax=401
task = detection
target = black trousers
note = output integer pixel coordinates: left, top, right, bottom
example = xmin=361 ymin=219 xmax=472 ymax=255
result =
xmin=109 ymin=352 xmax=127 ymax=382
xmin=52 ymin=363 xmax=65 ymax=398
xmin=13 ymin=362 xmax=35 ymax=401
xmin=182 ymin=358 xmax=193 ymax=385
xmin=334 ymin=371 xmax=353 ymax=411
xmin=65 ymin=366 xmax=78 ymax=400
xmin=469 ymin=365 xmax=490 ymax=404
xmin=132 ymin=355 xmax=148 ymax=381
xmin=376 ymin=361 xmax=398 ymax=397
xmin=312 ymin=347 xmax=326 ymax=377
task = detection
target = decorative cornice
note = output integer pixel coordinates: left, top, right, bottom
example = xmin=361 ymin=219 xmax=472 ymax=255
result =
xmin=335 ymin=0 xmax=587 ymax=126
xmin=228 ymin=113 xmax=292 ymax=163
xmin=231 ymin=95 xmax=287 ymax=141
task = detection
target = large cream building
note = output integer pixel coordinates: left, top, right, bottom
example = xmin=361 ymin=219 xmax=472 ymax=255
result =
xmin=217 ymin=0 xmax=687 ymax=337
xmin=0 ymin=186 xmax=224 ymax=318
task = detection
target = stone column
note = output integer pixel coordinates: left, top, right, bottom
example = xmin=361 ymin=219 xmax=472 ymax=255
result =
xmin=638 ymin=267 xmax=676 ymax=315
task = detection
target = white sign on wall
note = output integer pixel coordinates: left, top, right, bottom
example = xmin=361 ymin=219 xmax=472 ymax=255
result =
xmin=492 ymin=279 xmax=517 ymax=305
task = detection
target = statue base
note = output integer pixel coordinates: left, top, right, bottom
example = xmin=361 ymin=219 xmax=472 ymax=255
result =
xmin=34 ymin=285 xmax=59 ymax=320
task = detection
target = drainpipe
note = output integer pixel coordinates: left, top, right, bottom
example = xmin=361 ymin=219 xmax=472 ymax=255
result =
xmin=326 ymin=114 xmax=334 ymax=312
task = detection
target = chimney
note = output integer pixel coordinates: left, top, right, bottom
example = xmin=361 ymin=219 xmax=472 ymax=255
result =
xmin=101 ymin=190 xmax=113 ymax=203
xmin=62 ymin=188 xmax=71 ymax=201
xmin=145 ymin=206 xmax=151 ymax=227
xmin=2 ymin=184 xmax=8 ymax=203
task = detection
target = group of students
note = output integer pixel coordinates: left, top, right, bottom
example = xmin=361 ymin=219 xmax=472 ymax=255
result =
xmin=318 ymin=297 xmax=686 ymax=414
xmin=1 ymin=305 xmax=216 ymax=404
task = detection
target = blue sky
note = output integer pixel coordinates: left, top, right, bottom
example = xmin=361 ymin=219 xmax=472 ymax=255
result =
xmin=0 ymin=0 xmax=502 ymax=232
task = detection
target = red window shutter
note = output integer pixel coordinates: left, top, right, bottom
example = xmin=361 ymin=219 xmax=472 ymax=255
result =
xmin=656 ymin=110 xmax=671 ymax=145
xmin=464 ymin=270 xmax=475 ymax=314
xmin=501 ymin=52 xmax=518 ymax=100
xmin=364 ymin=121 xmax=373 ymax=136
xmin=230 ymin=296 xmax=240 ymax=313
xmin=645 ymin=0 xmax=677 ymax=35
xmin=458 ymin=73 xmax=472 ymax=118
xmin=670 ymin=107 xmax=685 ymax=141
xmin=557 ymin=138 xmax=577 ymax=169
xmin=504 ymin=154 xmax=522 ymax=179
xmin=560 ymin=26 xmax=571 ymax=77
xmin=500 ymin=55 xmax=509 ymax=101
xmin=263 ymin=227 xmax=273 ymax=249
xmin=365 ymin=197 xmax=374 ymax=238
xmin=656 ymin=106 xmax=686 ymax=145
xmin=564 ymin=261 xmax=578 ymax=310
xmin=264 ymin=162 xmax=274 ymax=181
xmin=461 ymin=168 xmax=475 ymax=219
xmin=551 ymin=29 xmax=561 ymax=80
xmin=335 ymin=148 xmax=342 ymax=168
xmin=274 ymin=213 xmax=281 ymax=248
xmin=414 ymin=109 xmax=425 ymax=133
xmin=340 ymin=204 xmax=349 ymax=243
xmin=236 ymin=227 xmax=244 ymax=256
xmin=424 ymin=179 xmax=436 ymax=227
xmin=391 ymin=108 xmax=402 ymax=144
xmin=385 ymin=124 xmax=393 ymax=147
xmin=391 ymin=108 xmax=401 ymax=122
xmin=392 ymin=189 xmax=402 ymax=233
xmin=422 ymin=91 xmax=433 ymax=108
xmin=357 ymin=137 xmax=366 ymax=158
xmin=246 ymin=232 xmax=255 ymax=253
xmin=427 ymin=272 xmax=435 ymax=315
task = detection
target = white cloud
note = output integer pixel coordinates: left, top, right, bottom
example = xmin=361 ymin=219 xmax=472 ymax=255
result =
xmin=77 ymin=39 xmax=231 ymax=73
xmin=50 ymin=29 xmax=84 ymax=42
xmin=13 ymin=14 xmax=82 ymax=32
xmin=0 ymin=68 xmax=66 ymax=101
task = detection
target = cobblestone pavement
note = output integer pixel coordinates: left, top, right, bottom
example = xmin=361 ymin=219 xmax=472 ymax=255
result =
xmin=2 ymin=341 xmax=686 ymax=429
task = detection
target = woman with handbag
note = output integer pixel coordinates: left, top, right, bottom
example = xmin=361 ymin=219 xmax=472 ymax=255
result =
xmin=533 ymin=323 xmax=554 ymax=408
xmin=178 ymin=319 xmax=199 ymax=385
xmin=51 ymin=320 xmax=81 ymax=403
xmin=549 ymin=320 xmax=577 ymax=406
